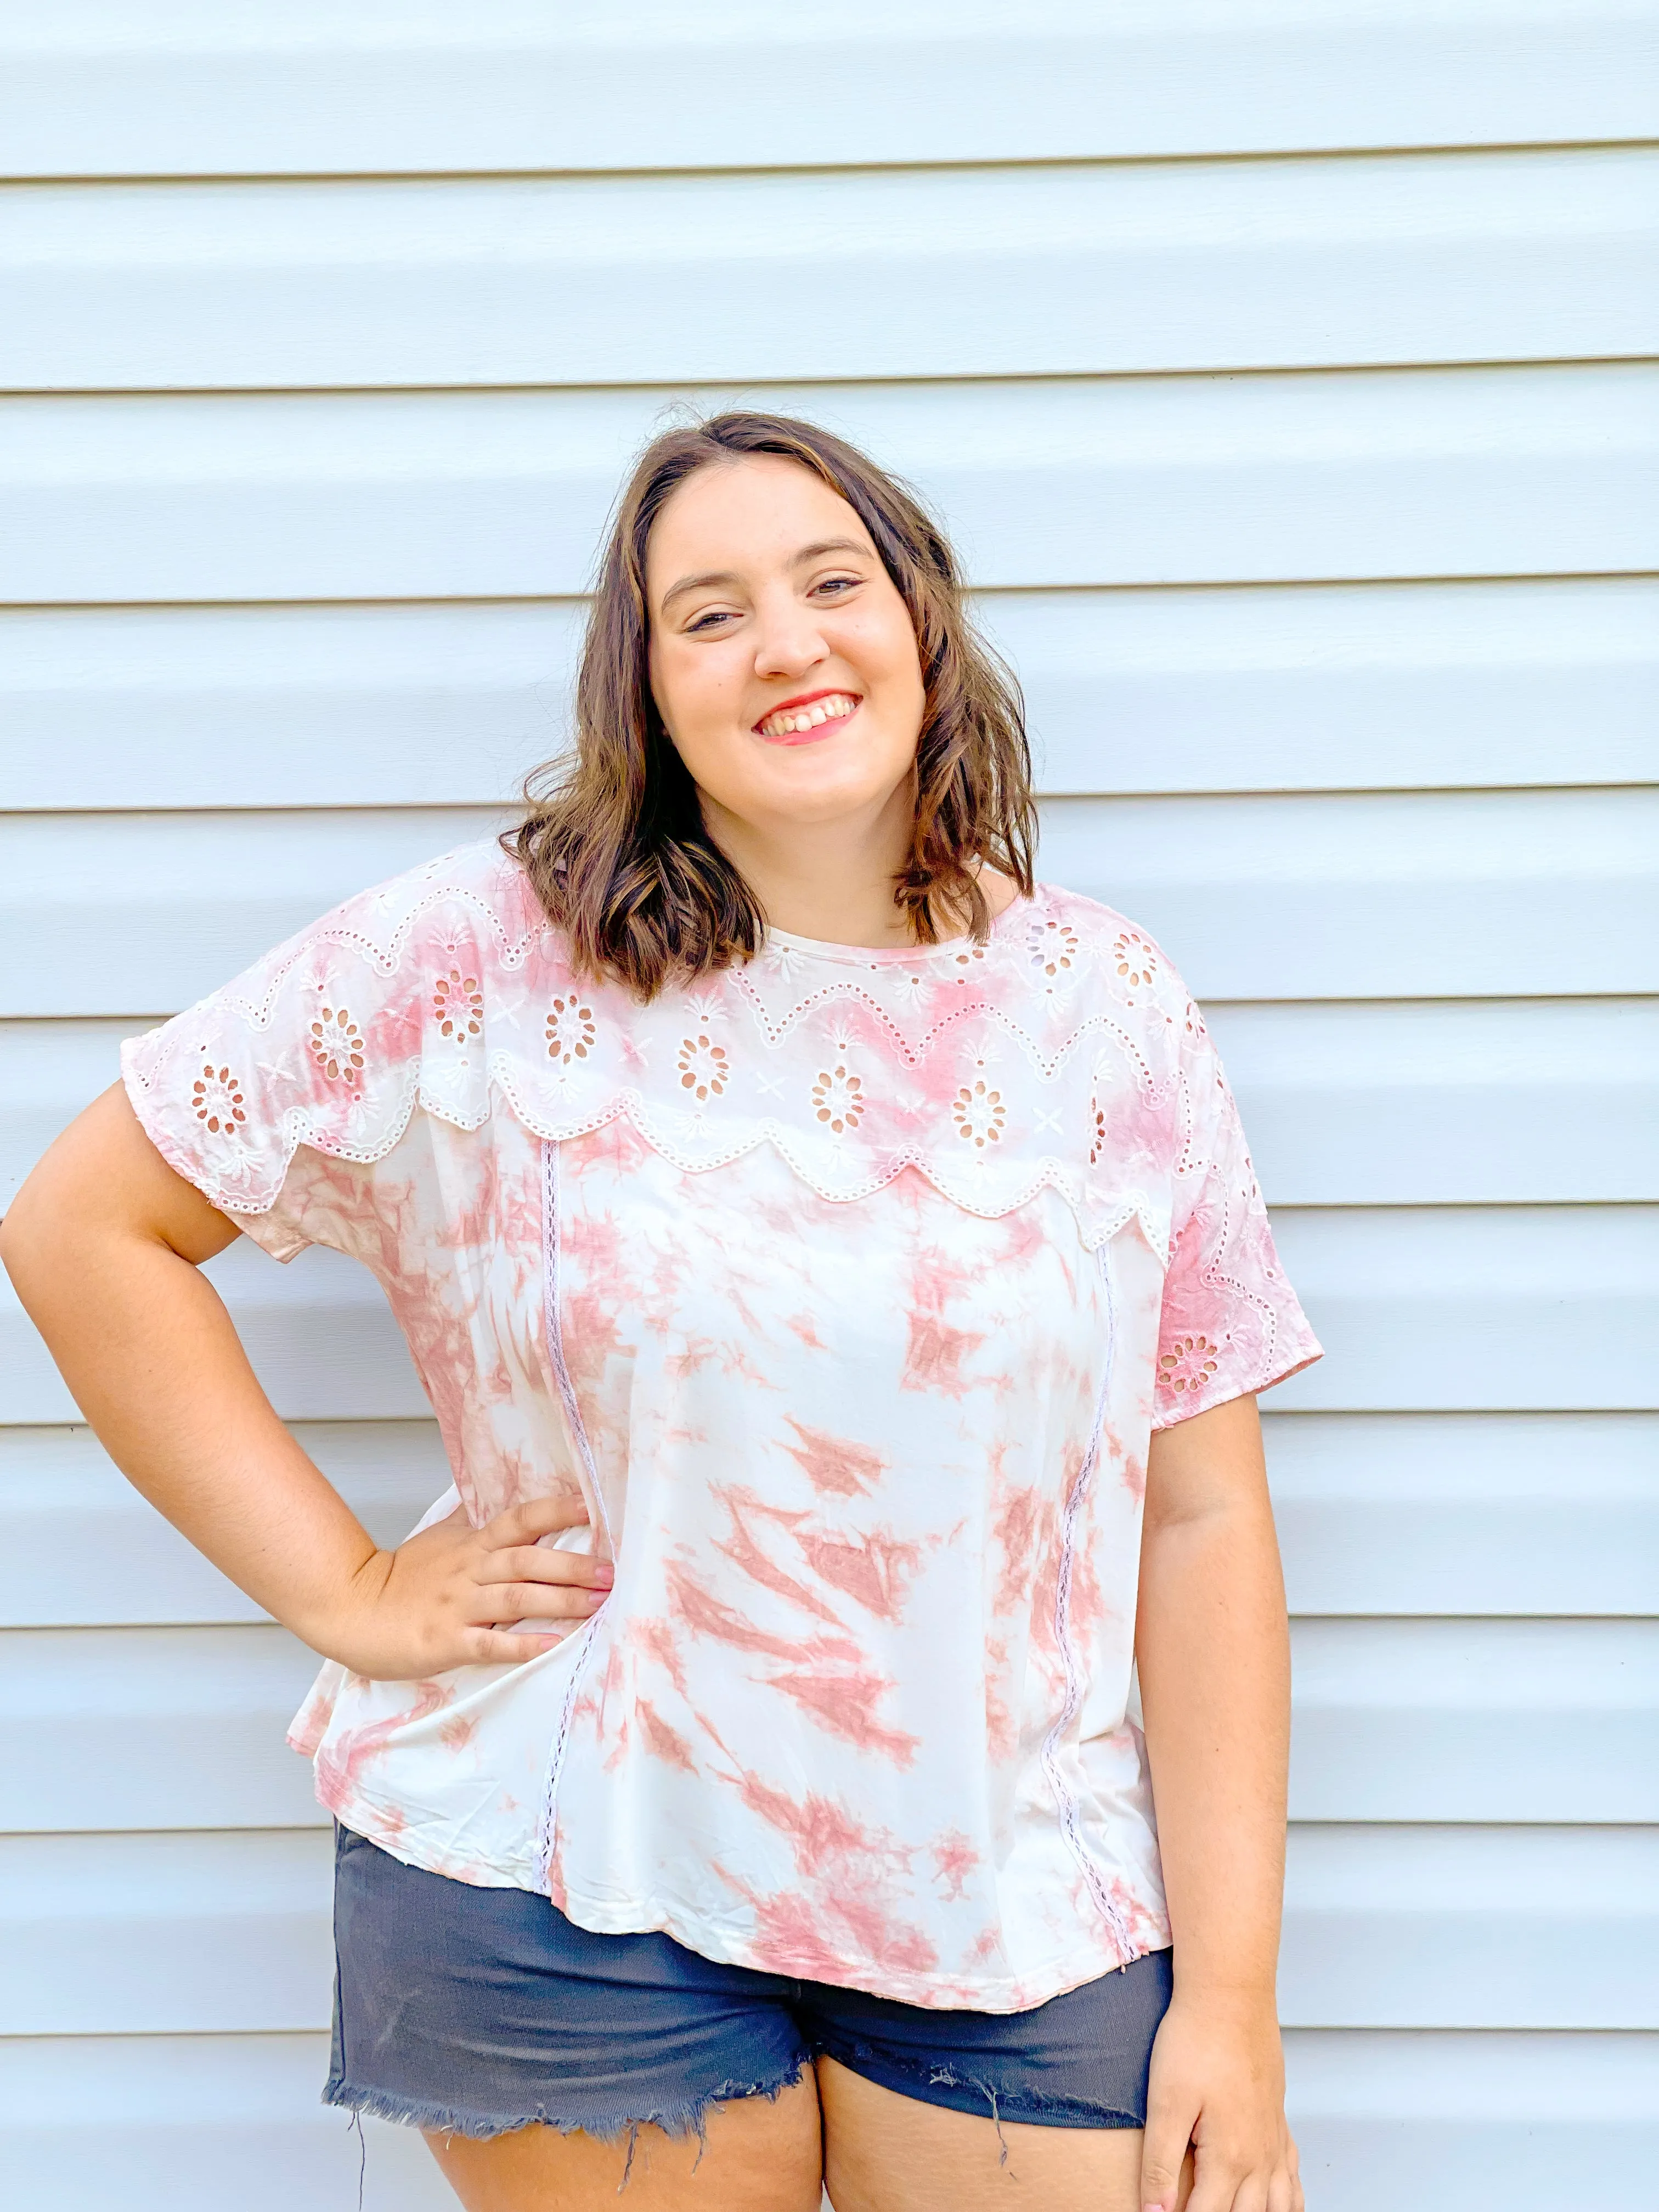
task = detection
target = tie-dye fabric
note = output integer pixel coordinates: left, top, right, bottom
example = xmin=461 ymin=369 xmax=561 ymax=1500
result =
xmin=121 ymin=837 xmax=1320 ymax=2011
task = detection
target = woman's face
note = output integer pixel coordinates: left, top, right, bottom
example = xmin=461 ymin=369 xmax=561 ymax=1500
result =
xmin=645 ymin=454 xmax=927 ymax=837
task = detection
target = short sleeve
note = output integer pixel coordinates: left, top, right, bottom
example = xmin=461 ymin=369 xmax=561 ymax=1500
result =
xmin=119 ymin=878 xmax=428 ymax=1263
xmin=1153 ymin=1002 xmax=1322 ymax=1428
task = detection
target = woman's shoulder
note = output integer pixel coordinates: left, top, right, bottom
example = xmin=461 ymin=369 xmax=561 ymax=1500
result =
xmin=1022 ymin=878 xmax=1197 ymax=1030
xmin=294 ymin=834 xmax=551 ymax=983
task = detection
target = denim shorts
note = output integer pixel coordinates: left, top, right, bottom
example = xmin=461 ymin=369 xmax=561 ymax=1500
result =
xmin=325 ymin=1824 xmax=1175 ymax=2144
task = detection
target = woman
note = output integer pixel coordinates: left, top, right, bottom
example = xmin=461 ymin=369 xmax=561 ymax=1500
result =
xmin=2 ymin=413 xmax=1319 ymax=2212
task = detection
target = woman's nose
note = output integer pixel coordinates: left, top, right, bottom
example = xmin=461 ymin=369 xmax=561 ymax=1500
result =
xmin=751 ymin=596 xmax=828 ymax=680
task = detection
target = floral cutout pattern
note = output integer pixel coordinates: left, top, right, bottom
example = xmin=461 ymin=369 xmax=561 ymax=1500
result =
xmin=1026 ymin=915 xmax=1081 ymax=988
xmin=1158 ymin=1333 xmax=1222 ymax=1397
xmin=308 ymin=1006 xmax=365 ymax=1084
xmin=434 ymin=968 xmax=484 ymax=1040
xmin=545 ymin=996 xmax=597 ymax=1068
xmin=952 ymin=1079 xmax=1006 ymax=1149
xmin=811 ymin=1059 xmax=864 ymax=1135
xmin=1112 ymin=931 xmax=1158 ymax=994
xmin=678 ymin=1032 xmax=730 ymax=1102
xmin=191 ymin=1062 xmax=246 ymax=1136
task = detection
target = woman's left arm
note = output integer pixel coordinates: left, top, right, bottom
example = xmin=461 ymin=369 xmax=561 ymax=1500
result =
xmin=1133 ymin=1390 xmax=1305 ymax=2212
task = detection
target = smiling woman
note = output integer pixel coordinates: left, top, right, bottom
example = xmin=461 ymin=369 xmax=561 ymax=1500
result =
xmin=509 ymin=412 xmax=1036 ymax=995
xmin=2 ymin=409 xmax=1318 ymax=2212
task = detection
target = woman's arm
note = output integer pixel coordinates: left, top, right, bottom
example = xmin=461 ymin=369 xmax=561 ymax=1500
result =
xmin=1132 ymin=1391 xmax=1304 ymax=2212
xmin=0 ymin=1085 xmax=610 ymax=1675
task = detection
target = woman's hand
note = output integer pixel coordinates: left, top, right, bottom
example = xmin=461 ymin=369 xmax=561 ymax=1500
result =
xmin=313 ymin=1492 xmax=613 ymax=1680
xmin=1138 ymin=1991 xmax=1304 ymax=2212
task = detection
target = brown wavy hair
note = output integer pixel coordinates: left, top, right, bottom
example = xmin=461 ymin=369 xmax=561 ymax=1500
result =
xmin=506 ymin=410 xmax=1036 ymax=1000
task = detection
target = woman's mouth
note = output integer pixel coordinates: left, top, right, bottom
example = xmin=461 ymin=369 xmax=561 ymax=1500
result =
xmin=754 ymin=691 xmax=861 ymax=745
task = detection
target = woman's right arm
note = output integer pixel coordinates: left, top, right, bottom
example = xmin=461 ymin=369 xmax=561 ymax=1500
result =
xmin=0 ymin=1085 xmax=610 ymax=1675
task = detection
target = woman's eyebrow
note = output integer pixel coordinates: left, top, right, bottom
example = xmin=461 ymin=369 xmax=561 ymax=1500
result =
xmin=658 ymin=568 xmax=741 ymax=613
xmin=790 ymin=537 xmax=871 ymax=567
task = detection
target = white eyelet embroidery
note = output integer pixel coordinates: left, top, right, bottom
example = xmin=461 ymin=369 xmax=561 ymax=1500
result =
xmin=678 ymin=1033 xmax=730 ymax=1103
xmin=308 ymin=1007 xmax=365 ymax=1084
xmin=191 ymin=1062 xmax=247 ymax=1136
xmin=546 ymin=995 xmax=597 ymax=1067
xmin=124 ymin=845 xmax=1203 ymax=1259
xmin=1159 ymin=1333 xmax=1221 ymax=1397
xmin=811 ymin=1059 xmax=864 ymax=1135
xmin=1026 ymin=915 xmax=1081 ymax=991
xmin=952 ymin=1079 xmax=1006 ymax=1149
xmin=1111 ymin=931 xmax=1157 ymax=996
xmin=434 ymin=968 xmax=483 ymax=1040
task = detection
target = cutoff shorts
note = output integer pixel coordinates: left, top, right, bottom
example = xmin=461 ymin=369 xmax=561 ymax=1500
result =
xmin=325 ymin=1823 xmax=1175 ymax=2145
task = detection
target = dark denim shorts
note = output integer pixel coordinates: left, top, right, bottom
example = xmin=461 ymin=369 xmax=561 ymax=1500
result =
xmin=325 ymin=1824 xmax=1174 ymax=2145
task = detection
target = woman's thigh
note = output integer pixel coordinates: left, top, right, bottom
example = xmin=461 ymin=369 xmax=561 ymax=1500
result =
xmin=424 ymin=2070 xmax=824 ymax=2212
xmin=819 ymin=2058 xmax=1194 ymax=2212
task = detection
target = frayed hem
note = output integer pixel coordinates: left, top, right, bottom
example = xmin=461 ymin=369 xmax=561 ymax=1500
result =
xmin=323 ymin=2050 xmax=811 ymax=2151
xmin=815 ymin=2039 xmax=1142 ymax=2135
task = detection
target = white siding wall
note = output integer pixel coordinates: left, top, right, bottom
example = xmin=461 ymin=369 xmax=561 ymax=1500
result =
xmin=2 ymin=4 xmax=1655 ymax=2204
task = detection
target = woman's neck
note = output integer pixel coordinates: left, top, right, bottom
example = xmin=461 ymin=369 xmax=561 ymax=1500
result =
xmin=699 ymin=788 xmax=1016 ymax=951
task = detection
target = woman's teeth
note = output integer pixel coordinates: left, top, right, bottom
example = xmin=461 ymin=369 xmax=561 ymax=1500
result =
xmin=758 ymin=693 xmax=859 ymax=738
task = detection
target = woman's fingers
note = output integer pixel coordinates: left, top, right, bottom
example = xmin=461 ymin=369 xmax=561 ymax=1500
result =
xmin=1138 ymin=2116 xmax=1195 ymax=2212
xmin=459 ymin=1625 xmax=570 ymax=1666
xmin=485 ymin=1492 xmax=591 ymax=1547
xmin=476 ymin=1578 xmax=608 ymax=1622
xmin=477 ymin=1543 xmax=612 ymax=1592
xmin=1277 ymin=2127 xmax=1304 ymax=2212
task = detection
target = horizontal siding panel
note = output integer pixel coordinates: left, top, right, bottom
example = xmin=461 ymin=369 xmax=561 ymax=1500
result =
xmin=1269 ymin=1413 xmax=1659 ymax=1616
xmin=1211 ymin=998 xmax=1659 ymax=1206
xmin=1008 ymin=579 xmax=1659 ymax=798
xmin=5 ymin=579 xmax=1656 ymax=810
xmin=3 ymin=2029 xmax=1654 ymax=2212
xmin=0 ymin=1627 xmax=323 ymax=1831
xmin=11 ymin=996 xmax=1655 ymax=1214
xmin=0 ymin=601 xmax=577 ymax=812
xmin=4 ymin=1618 xmax=1651 ymax=1832
xmin=7 ymin=3 xmax=1656 ymax=176
xmin=1269 ymin=1205 xmax=1659 ymax=1414
xmin=4 ymin=1413 xmax=1652 ymax=1629
xmin=5 ymin=1822 xmax=1652 ymax=2035
xmin=4 ymin=365 xmax=1654 ymax=604
xmin=0 ymin=808 xmax=495 ymax=1020
xmin=7 ymin=148 xmax=1654 ymax=390
xmin=1 ymin=1830 xmax=333 ymax=2035
xmin=1290 ymin=1619 xmax=1659 ymax=1822
xmin=0 ymin=2033 xmax=450 ymax=2212
xmin=1040 ymin=788 xmax=1659 ymax=1001
xmin=5 ymin=789 xmax=1655 ymax=1018
xmin=1282 ymin=1824 xmax=1659 ymax=2029
xmin=1284 ymin=2029 xmax=1659 ymax=2209
xmin=0 ymin=1423 xmax=449 ymax=1627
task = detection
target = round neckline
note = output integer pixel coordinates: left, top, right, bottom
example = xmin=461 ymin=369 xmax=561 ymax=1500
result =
xmin=763 ymin=885 xmax=1037 ymax=967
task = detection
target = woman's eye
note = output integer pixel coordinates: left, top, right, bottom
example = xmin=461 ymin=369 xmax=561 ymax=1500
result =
xmin=812 ymin=575 xmax=859 ymax=598
xmin=686 ymin=610 xmax=733 ymax=633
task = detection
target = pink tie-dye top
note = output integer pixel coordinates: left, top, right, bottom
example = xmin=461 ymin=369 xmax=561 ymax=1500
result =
xmin=121 ymin=836 xmax=1319 ymax=2011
